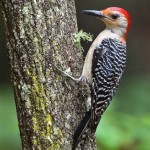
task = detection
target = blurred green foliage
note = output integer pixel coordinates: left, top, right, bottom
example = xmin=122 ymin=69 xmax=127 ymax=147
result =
xmin=0 ymin=75 xmax=150 ymax=150
xmin=96 ymin=75 xmax=150 ymax=150
xmin=0 ymin=85 xmax=21 ymax=150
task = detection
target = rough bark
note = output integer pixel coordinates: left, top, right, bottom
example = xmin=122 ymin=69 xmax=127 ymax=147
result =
xmin=0 ymin=0 xmax=96 ymax=149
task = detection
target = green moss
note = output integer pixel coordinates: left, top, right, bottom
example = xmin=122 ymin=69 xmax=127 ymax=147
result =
xmin=49 ymin=144 xmax=61 ymax=150
xmin=32 ymin=117 xmax=38 ymax=130
xmin=26 ymin=68 xmax=64 ymax=148
xmin=22 ymin=6 xmax=29 ymax=15
xmin=45 ymin=115 xmax=53 ymax=135
xmin=33 ymin=137 xmax=38 ymax=146
xmin=74 ymin=30 xmax=93 ymax=53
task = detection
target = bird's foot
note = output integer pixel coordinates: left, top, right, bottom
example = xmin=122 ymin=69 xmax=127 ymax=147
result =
xmin=78 ymin=76 xmax=90 ymax=85
xmin=51 ymin=63 xmax=90 ymax=86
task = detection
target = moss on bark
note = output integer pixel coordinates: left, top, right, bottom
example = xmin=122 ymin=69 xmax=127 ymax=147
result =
xmin=0 ymin=0 xmax=96 ymax=149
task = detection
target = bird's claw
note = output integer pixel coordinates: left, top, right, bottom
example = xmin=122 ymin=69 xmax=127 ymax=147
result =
xmin=51 ymin=63 xmax=90 ymax=86
xmin=78 ymin=76 xmax=90 ymax=86
xmin=79 ymin=76 xmax=87 ymax=84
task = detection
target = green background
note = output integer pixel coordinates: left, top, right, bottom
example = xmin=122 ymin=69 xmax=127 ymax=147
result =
xmin=0 ymin=1 xmax=150 ymax=150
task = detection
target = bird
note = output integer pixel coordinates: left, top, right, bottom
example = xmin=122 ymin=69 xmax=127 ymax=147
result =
xmin=52 ymin=6 xmax=131 ymax=150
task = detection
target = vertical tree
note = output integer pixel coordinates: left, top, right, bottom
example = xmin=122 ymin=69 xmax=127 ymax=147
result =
xmin=0 ymin=0 xmax=95 ymax=149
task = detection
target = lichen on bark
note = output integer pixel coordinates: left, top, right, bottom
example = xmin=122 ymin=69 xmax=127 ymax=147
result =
xmin=0 ymin=0 xmax=96 ymax=149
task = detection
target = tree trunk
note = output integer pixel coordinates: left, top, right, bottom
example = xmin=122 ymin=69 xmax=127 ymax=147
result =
xmin=0 ymin=0 xmax=96 ymax=149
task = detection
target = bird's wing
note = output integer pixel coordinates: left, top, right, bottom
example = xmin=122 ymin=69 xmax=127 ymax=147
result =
xmin=91 ymin=38 xmax=126 ymax=131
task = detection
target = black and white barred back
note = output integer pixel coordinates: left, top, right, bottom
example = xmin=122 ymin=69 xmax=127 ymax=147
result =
xmin=91 ymin=38 xmax=126 ymax=131
xmin=72 ymin=38 xmax=126 ymax=150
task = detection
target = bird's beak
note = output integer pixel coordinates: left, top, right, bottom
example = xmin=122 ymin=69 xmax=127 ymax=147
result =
xmin=81 ymin=10 xmax=105 ymax=18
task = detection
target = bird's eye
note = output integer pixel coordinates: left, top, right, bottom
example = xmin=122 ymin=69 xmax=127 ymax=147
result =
xmin=111 ymin=14 xmax=119 ymax=20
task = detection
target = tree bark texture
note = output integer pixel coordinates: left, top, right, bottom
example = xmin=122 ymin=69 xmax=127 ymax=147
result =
xmin=0 ymin=0 xmax=96 ymax=149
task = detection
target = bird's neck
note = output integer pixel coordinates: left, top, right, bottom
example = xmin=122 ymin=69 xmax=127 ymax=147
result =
xmin=105 ymin=27 xmax=127 ymax=43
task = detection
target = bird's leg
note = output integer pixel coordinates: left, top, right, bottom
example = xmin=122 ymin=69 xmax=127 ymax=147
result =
xmin=51 ymin=63 xmax=90 ymax=86
xmin=51 ymin=63 xmax=81 ymax=83
xmin=52 ymin=64 xmax=91 ymax=112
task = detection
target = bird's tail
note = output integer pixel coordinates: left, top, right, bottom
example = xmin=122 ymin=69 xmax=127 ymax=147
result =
xmin=72 ymin=110 xmax=91 ymax=150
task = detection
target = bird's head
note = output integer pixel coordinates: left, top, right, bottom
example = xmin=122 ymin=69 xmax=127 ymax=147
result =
xmin=82 ymin=7 xmax=131 ymax=41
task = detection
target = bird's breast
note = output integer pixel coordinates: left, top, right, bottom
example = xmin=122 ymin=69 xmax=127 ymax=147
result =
xmin=81 ymin=29 xmax=120 ymax=83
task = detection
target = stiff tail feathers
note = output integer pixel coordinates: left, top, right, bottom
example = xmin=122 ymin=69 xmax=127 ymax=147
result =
xmin=72 ymin=111 xmax=91 ymax=150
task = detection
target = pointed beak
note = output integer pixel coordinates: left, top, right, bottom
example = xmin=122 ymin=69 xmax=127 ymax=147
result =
xmin=81 ymin=10 xmax=105 ymax=18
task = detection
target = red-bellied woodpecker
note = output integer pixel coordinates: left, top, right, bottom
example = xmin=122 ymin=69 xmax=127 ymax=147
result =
xmin=52 ymin=7 xmax=131 ymax=150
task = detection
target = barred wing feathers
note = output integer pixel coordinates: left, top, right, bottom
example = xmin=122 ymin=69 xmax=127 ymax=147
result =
xmin=91 ymin=38 xmax=126 ymax=131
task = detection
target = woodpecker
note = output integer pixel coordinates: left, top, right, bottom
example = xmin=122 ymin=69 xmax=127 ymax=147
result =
xmin=52 ymin=7 xmax=131 ymax=150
